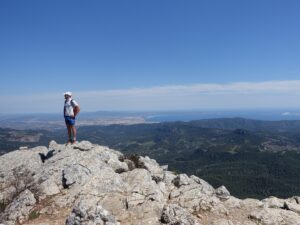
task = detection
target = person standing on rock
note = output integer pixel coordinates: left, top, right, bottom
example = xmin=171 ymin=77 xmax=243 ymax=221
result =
xmin=64 ymin=91 xmax=80 ymax=144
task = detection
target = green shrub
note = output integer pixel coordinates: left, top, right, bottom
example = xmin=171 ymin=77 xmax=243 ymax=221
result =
xmin=124 ymin=154 xmax=145 ymax=169
xmin=28 ymin=210 xmax=40 ymax=220
xmin=0 ymin=200 xmax=7 ymax=212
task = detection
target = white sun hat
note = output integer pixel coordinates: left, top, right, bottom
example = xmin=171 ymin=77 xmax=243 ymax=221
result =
xmin=64 ymin=91 xmax=72 ymax=96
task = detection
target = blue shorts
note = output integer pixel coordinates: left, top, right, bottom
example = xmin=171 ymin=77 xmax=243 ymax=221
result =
xmin=65 ymin=116 xmax=76 ymax=126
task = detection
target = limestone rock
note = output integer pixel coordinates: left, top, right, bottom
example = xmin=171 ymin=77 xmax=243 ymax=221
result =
xmin=161 ymin=165 xmax=168 ymax=171
xmin=210 ymin=219 xmax=234 ymax=225
xmin=215 ymin=185 xmax=230 ymax=200
xmin=190 ymin=175 xmax=215 ymax=195
xmin=63 ymin=163 xmax=91 ymax=187
xmin=172 ymin=174 xmax=190 ymax=187
xmin=139 ymin=156 xmax=164 ymax=181
xmin=285 ymin=200 xmax=300 ymax=214
xmin=2 ymin=189 xmax=36 ymax=224
xmin=162 ymin=171 xmax=176 ymax=189
xmin=170 ymin=174 xmax=219 ymax=212
xmin=161 ymin=204 xmax=200 ymax=225
xmin=223 ymin=196 xmax=241 ymax=209
xmin=66 ymin=198 xmax=120 ymax=225
xmin=240 ymin=198 xmax=263 ymax=209
xmin=1 ymin=140 xmax=300 ymax=225
xmin=122 ymin=168 xmax=165 ymax=205
xmin=72 ymin=140 xmax=94 ymax=151
xmin=39 ymin=178 xmax=60 ymax=197
xmin=262 ymin=196 xmax=284 ymax=208
xmin=98 ymin=149 xmax=128 ymax=173
xmin=249 ymin=208 xmax=300 ymax=225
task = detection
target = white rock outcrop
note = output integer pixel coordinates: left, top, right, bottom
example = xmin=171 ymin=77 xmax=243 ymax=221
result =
xmin=0 ymin=141 xmax=300 ymax=225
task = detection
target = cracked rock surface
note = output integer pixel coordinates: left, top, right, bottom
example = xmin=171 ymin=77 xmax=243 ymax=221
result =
xmin=1 ymin=140 xmax=300 ymax=225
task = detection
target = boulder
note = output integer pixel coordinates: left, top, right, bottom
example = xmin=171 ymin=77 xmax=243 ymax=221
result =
xmin=139 ymin=156 xmax=164 ymax=181
xmin=39 ymin=178 xmax=60 ymax=197
xmin=249 ymin=208 xmax=300 ymax=225
xmin=172 ymin=174 xmax=190 ymax=187
xmin=161 ymin=204 xmax=201 ymax=225
xmin=98 ymin=150 xmax=128 ymax=173
xmin=66 ymin=198 xmax=120 ymax=225
xmin=62 ymin=164 xmax=91 ymax=188
xmin=122 ymin=168 xmax=165 ymax=204
xmin=190 ymin=175 xmax=215 ymax=195
xmin=72 ymin=140 xmax=94 ymax=151
xmin=215 ymin=185 xmax=230 ymax=200
xmin=170 ymin=174 xmax=219 ymax=212
xmin=262 ymin=196 xmax=284 ymax=208
xmin=2 ymin=189 xmax=36 ymax=224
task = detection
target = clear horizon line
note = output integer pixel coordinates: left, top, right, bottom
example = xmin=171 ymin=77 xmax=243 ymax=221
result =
xmin=1 ymin=79 xmax=300 ymax=113
xmin=2 ymin=108 xmax=300 ymax=116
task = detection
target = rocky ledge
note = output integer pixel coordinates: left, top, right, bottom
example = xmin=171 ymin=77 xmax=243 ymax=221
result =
xmin=1 ymin=141 xmax=300 ymax=225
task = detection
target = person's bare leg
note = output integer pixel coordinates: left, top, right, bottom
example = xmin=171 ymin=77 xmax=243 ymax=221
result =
xmin=71 ymin=125 xmax=77 ymax=143
xmin=67 ymin=125 xmax=72 ymax=144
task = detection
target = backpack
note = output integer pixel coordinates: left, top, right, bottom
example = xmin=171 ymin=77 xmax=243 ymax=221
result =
xmin=70 ymin=99 xmax=80 ymax=116
xmin=71 ymin=99 xmax=76 ymax=108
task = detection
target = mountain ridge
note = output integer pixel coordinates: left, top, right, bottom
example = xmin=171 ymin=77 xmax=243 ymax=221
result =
xmin=1 ymin=141 xmax=300 ymax=225
xmin=2 ymin=118 xmax=300 ymax=199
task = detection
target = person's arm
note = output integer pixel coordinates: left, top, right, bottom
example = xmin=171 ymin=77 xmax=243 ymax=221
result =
xmin=73 ymin=105 xmax=80 ymax=117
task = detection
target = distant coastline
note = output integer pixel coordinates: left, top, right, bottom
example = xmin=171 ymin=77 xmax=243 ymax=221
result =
xmin=1 ymin=109 xmax=300 ymax=130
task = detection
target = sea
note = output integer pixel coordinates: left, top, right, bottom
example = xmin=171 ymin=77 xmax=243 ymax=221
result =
xmin=144 ymin=109 xmax=300 ymax=122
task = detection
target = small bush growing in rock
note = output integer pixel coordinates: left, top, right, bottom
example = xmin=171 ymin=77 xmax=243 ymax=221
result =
xmin=171 ymin=170 xmax=179 ymax=175
xmin=124 ymin=154 xmax=145 ymax=169
xmin=0 ymin=200 xmax=7 ymax=213
xmin=28 ymin=210 xmax=40 ymax=220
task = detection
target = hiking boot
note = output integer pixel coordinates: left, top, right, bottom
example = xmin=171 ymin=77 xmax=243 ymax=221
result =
xmin=66 ymin=139 xmax=72 ymax=145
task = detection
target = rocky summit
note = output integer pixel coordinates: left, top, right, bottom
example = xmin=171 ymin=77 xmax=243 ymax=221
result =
xmin=1 ymin=141 xmax=300 ymax=225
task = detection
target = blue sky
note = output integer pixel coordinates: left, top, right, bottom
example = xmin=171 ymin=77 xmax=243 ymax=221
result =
xmin=0 ymin=0 xmax=300 ymax=113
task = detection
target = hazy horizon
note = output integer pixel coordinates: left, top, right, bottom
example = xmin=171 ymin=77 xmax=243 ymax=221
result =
xmin=2 ymin=108 xmax=300 ymax=122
